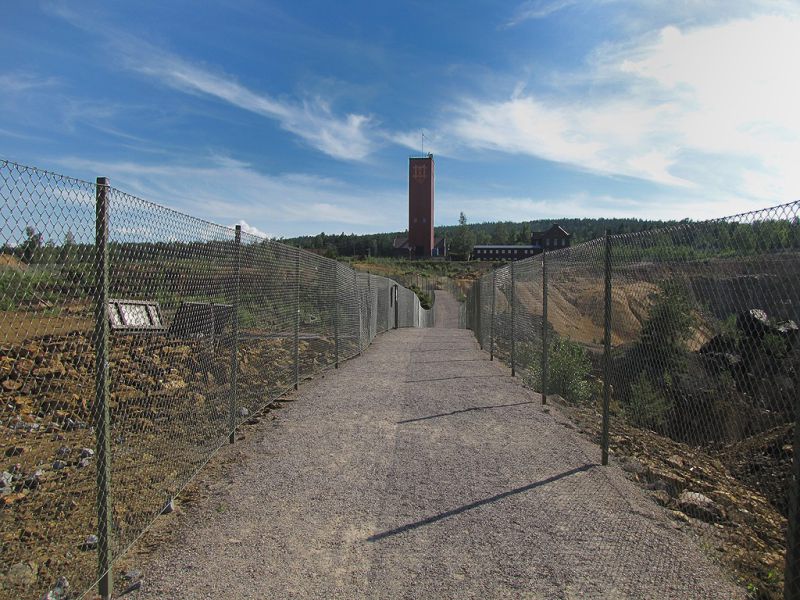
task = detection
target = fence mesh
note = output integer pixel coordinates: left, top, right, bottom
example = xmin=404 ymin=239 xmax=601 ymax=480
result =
xmin=0 ymin=159 xmax=431 ymax=600
xmin=467 ymin=202 xmax=800 ymax=599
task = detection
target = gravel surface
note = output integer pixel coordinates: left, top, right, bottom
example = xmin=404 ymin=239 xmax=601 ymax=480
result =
xmin=129 ymin=294 xmax=743 ymax=599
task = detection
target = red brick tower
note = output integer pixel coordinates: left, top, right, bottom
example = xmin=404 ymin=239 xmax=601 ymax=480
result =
xmin=408 ymin=154 xmax=434 ymax=256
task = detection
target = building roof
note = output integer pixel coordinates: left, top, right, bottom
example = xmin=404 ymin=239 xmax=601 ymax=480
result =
xmin=532 ymin=224 xmax=570 ymax=238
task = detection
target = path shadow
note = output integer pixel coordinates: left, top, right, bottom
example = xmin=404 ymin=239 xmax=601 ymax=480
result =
xmin=409 ymin=358 xmax=487 ymax=364
xmin=413 ymin=348 xmax=477 ymax=353
xmin=398 ymin=401 xmax=534 ymax=424
xmin=404 ymin=374 xmax=501 ymax=383
xmin=367 ymin=464 xmax=596 ymax=542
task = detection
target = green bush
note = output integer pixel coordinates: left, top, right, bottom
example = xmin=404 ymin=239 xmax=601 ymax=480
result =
xmin=626 ymin=372 xmax=671 ymax=430
xmin=549 ymin=337 xmax=593 ymax=404
xmin=522 ymin=337 xmax=593 ymax=404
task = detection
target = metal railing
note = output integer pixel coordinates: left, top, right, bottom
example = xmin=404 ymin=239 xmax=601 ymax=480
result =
xmin=0 ymin=159 xmax=431 ymax=600
xmin=467 ymin=201 xmax=800 ymax=599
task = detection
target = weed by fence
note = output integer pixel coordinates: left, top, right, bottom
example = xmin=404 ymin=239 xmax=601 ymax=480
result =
xmin=0 ymin=160 xmax=432 ymax=600
xmin=467 ymin=202 xmax=800 ymax=599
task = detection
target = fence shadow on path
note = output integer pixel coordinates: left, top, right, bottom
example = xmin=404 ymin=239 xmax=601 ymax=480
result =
xmin=367 ymin=464 xmax=596 ymax=542
xmin=397 ymin=401 xmax=535 ymax=424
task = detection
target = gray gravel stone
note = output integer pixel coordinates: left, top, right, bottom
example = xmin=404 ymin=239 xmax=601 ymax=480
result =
xmin=128 ymin=294 xmax=744 ymax=600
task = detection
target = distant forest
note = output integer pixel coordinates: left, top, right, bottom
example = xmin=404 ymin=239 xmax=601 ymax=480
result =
xmin=284 ymin=217 xmax=681 ymax=258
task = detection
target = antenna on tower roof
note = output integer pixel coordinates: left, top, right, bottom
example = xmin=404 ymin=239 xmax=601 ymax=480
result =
xmin=421 ymin=130 xmax=426 ymax=156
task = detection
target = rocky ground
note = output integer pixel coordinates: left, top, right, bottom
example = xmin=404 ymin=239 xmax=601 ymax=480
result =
xmin=556 ymin=398 xmax=789 ymax=599
xmin=0 ymin=325 xmax=338 ymax=600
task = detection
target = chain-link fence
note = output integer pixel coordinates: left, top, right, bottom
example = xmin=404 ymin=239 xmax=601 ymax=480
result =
xmin=467 ymin=201 xmax=800 ymax=599
xmin=0 ymin=159 xmax=432 ymax=600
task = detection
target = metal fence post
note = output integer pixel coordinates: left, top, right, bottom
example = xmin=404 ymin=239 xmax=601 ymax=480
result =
xmin=334 ymin=265 xmax=339 ymax=369
xmin=366 ymin=272 xmax=372 ymax=342
xmin=601 ymin=231 xmax=612 ymax=466
xmin=541 ymin=250 xmax=548 ymax=405
xmin=354 ymin=269 xmax=363 ymax=354
xmin=476 ymin=279 xmax=483 ymax=349
xmin=94 ymin=177 xmax=113 ymax=600
xmin=392 ymin=284 xmax=400 ymax=329
xmin=510 ymin=261 xmax=516 ymax=377
xmin=785 ymin=395 xmax=800 ymax=599
xmin=490 ymin=271 xmax=496 ymax=361
xmin=294 ymin=248 xmax=300 ymax=390
xmin=229 ymin=224 xmax=241 ymax=444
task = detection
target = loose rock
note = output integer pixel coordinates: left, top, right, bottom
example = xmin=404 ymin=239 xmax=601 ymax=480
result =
xmin=40 ymin=575 xmax=70 ymax=600
xmin=6 ymin=562 xmax=37 ymax=586
xmin=678 ymin=490 xmax=724 ymax=522
xmin=23 ymin=470 xmax=43 ymax=490
xmin=161 ymin=498 xmax=175 ymax=514
xmin=80 ymin=534 xmax=98 ymax=551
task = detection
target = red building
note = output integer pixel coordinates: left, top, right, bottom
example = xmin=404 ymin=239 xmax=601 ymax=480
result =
xmin=408 ymin=154 xmax=435 ymax=256
xmin=392 ymin=154 xmax=446 ymax=257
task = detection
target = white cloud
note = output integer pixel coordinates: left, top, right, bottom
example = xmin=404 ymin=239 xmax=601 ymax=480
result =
xmin=404 ymin=12 xmax=800 ymax=209
xmin=126 ymin=49 xmax=378 ymax=161
xmin=53 ymin=155 xmax=398 ymax=237
xmin=232 ymin=220 xmax=271 ymax=239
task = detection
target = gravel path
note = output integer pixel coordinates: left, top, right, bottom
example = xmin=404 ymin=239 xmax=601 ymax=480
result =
xmin=433 ymin=288 xmax=461 ymax=328
xmin=130 ymin=294 xmax=743 ymax=599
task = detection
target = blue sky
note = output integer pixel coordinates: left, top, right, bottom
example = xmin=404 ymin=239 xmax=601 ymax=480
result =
xmin=1 ymin=1 xmax=799 ymax=238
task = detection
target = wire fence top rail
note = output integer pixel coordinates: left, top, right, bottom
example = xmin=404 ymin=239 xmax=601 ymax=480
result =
xmin=0 ymin=159 xmax=432 ymax=600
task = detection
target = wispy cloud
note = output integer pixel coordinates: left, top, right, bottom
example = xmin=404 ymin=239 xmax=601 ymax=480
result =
xmin=53 ymin=155 xmax=397 ymax=236
xmin=125 ymin=48 xmax=378 ymax=161
xmin=442 ymin=191 xmax=756 ymax=223
xmin=45 ymin=5 xmax=379 ymax=162
xmin=505 ymin=0 xmax=580 ymax=27
xmin=0 ymin=73 xmax=58 ymax=93
xmin=400 ymin=12 xmax=800 ymax=209
xmin=505 ymin=0 xmax=800 ymax=30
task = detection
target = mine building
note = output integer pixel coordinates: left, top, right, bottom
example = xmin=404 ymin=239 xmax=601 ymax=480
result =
xmin=472 ymin=245 xmax=539 ymax=261
xmin=472 ymin=224 xmax=571 ymax=261
xmin=393 ymin=154 xmax=447 ymax=258
xmin=531 ymin=224 xmax=571 ymax=250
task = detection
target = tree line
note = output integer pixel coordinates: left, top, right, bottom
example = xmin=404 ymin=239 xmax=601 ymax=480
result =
xmin=282 ymin=213 xmax=800 ymax=258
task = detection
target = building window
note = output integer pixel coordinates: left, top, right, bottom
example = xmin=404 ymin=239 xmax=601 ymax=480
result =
xmin=422 ymin=217 xmax=426 ymax=224
xmin=413 ymin=217 xmax=418 ymax=223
